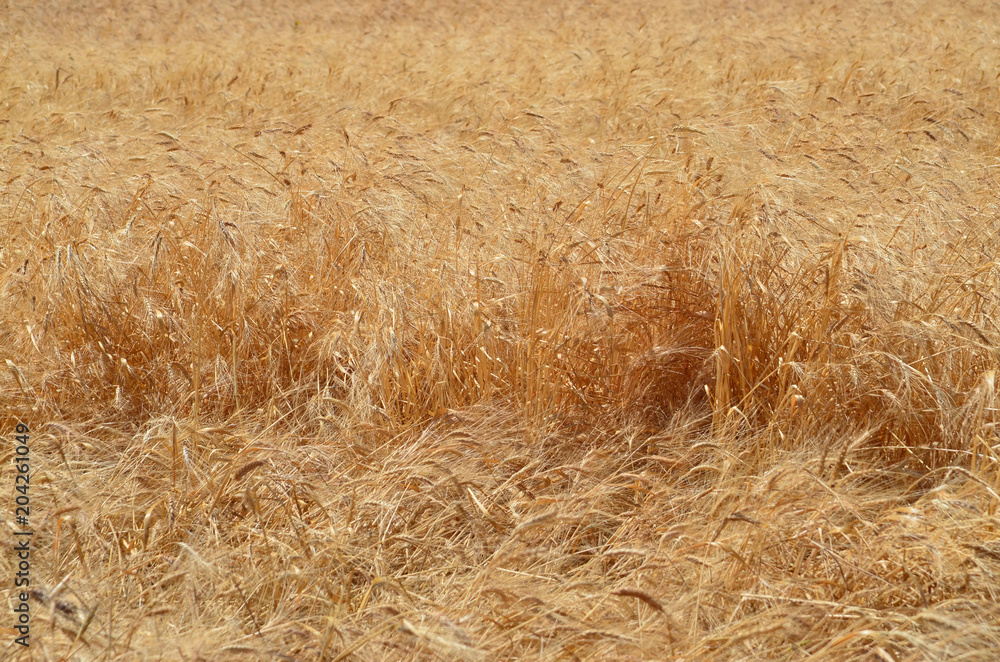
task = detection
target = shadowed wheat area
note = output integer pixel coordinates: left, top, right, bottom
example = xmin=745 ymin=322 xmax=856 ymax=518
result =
xmin=3 ymin=0 xmax=1000 ymax=659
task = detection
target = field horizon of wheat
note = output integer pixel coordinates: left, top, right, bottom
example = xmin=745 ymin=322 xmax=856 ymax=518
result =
xmin=3 ymin=0 xmax=1000 ymax=659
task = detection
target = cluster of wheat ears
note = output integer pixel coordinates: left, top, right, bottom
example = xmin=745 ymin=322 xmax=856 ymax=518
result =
xmin=3 ymin=0 xmax=1000 ymax=659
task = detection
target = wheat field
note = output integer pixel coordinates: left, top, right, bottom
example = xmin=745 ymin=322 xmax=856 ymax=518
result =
xmin=3 ymin=0 xmax=1000 ymax=659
